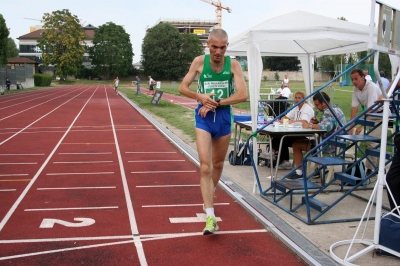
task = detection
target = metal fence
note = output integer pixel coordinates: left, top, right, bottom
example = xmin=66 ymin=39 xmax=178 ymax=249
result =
xmin=0 ymin=64 xmax=34 ymax=84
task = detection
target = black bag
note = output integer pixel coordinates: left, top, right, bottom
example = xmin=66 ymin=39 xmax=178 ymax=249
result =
xmin=228 ymin=141 xmax=258 ymax=166
xmin=346 ymin=161 xmax=365 ymax=178
xmin=379 ymin=210 xmax=400 ymax=253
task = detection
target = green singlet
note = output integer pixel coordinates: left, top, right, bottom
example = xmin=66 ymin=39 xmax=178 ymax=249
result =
xmin=197 ymin=54 xmax=236 ymax=102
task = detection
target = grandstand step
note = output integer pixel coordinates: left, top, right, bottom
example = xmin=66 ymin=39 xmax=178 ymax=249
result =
xmin=274 ymin=180 xmax=321 ymax=192
xmin=366 ymin=148 xmax=392 ymax=159
xmin=337 ymin=134 xmax=381 ymax=143
xmin=334 ymin=172 xmax=362 ymax=186
xmin=367 ymin=112 xmax=397 ymax=119
xmin=302 ymin=197 xmax=328 ymax=212
xmin=355 ymin=118 xmax=376 ymax=127
xmin=307 ymin=156 xmax=352 ymax=166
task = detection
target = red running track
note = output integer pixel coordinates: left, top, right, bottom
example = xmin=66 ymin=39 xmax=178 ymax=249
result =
xmin=0 ymin=86 xmax=305 ymax=265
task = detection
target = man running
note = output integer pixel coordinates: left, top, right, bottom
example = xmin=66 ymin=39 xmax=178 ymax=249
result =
xmin=113 ymin=76 xmax=119 ymax=95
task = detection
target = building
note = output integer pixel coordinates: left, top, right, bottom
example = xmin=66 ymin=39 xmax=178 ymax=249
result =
xmin=150 ymin=18 xmax=218 ymax=49
xmin=17 ymin=24 xmax=97 ymax=67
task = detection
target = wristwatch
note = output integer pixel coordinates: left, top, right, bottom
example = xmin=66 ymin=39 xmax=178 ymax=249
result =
xmin=309 ymin=123 xmax=313 ymax=129
xmin=216 ymin=98 xmax=221 ymax=106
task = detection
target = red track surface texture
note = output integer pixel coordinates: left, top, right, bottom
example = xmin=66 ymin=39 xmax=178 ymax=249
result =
xmin=0 ymin=86 xmax=305 ymax=265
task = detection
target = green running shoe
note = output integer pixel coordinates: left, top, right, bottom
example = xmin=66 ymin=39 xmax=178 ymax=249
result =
xmin=203 ymin=216 xmax=219 ymax=235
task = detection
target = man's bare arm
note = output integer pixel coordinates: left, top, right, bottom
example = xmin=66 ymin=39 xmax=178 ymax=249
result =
xmin=178 ymin=55 xmax=218 ymax=110
xmin=218 ymin=60 xmax=248 ymax=106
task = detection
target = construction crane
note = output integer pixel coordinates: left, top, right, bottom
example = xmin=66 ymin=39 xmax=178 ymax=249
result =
xmin=200 ymin=0 xmax=232 ymax=29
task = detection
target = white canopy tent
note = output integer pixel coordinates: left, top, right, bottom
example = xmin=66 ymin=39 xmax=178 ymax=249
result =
xmin=226 ymin=10 xmax=378 ymax=132
xmin=224 ymin=10 xmax=385 ymax=193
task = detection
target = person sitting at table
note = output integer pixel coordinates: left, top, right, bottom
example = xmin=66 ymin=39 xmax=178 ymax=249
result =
xmin=264 ymin=91 xmax=314 ymax=170
xmin=277 ymin=83 xmax=291 ymax=99
xmin=289 ymin=92 xmax=346 ymax=179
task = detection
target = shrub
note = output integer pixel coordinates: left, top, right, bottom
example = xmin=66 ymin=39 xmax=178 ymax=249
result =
xmin=33 ymin=74 xmax=52 ymax=86
xmin=274 ymin=72 xmax=280 ymax=81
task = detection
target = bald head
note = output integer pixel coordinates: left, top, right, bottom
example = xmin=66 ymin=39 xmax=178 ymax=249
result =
xmin=208 ymin=29 xmax=228 ymax=42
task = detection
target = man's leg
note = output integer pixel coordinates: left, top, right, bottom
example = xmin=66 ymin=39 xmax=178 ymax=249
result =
xmin=211 ymin=133 xmax=231 ymax=188
xmin=291 ymin=139 xmax=311 ymax=178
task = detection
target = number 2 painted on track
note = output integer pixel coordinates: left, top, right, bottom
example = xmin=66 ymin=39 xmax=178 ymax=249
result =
xmin=40 ymin=218 xmax=95 ymax=228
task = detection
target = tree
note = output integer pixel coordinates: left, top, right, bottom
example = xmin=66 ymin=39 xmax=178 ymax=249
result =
xmin=142 ymin=23 xmax=203 ymax=80
xmin=89 ymin=22 xmax=134 ymax=79
xmin=0 ymin=14 xmax=10 ymax=66
xmin=38 ymin=9 xmax=86 ymax=78
xmin=6 ymin=38 xmax=19 ymax=58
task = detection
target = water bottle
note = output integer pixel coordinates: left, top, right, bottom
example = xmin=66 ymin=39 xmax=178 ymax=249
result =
xmin=257 ymin=102 xmax=264 ymax=126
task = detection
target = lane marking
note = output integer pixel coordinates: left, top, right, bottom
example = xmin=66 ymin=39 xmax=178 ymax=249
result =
xmin=142 ymin=203 xmax=230 ymax=208
xmin=37 ymin=186 xmax=116 ymax=190
xmin=0 ymin=174 xmax=28 ymax=176
xmin=131 ymin=170 xmax=196 ymax=174
xmin=25 ymin=206 xmax=118 ymax=211
xmin=58 ymin=152 xmax=112 ymax=155
xmin=53 ymin=161 xmax=113 ymax=164
xmin=40 ymin=218 xmax=95 ymax=228
xmin=0 ymin=154 xmax=45 ymax=156
xmin=61 ymin=143 xmax=115 ymax=145
xmin=0 ymin=189 xmax=16 ymax=192
xmin=104 ymin=86 xmax=147 ymax=265
xmin=0 ymin=87 xmax=97 ymax=232
xmin=0 ymin=162 xmax=37 ymax=165
xmin=128 ymin=160 xmax=185 ymax=162
xmin=136 ymin=184 xmax=199 ymax=188
xmin=126 ymin=151 xmax=176 ymax=154
xmin=170 ymin=213 xmax=222 ymax=223
xmin=46 ymin=172 xmax=114 ymax=175
xmin=0 ymin=179 xmax=31 ymax=182
xmin=0 ymin=235 xmax=133 ymax=243
xmin=0 ymin=239 xmax=134 ymax=261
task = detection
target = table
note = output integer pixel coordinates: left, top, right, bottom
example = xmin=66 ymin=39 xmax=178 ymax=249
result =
xmin=233 ymin=121 xmax=326 ymax=180
xmin=260 ymin=92 xmax=278 ymax=100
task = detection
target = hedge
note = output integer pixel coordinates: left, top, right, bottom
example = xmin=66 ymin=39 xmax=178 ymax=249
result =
xmin=33 ymin=74 xmax=52 ymax=86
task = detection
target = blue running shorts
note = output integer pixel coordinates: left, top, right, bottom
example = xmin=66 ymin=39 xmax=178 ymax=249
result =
xmin=195 ymin=105 xmax=232 ymax=139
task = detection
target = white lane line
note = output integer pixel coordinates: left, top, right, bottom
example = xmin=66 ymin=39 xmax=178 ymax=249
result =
xmin=105 ymin=86 xmax=147 ymax=266
xmin=0 ymin=235 xmax=133 ymax=244
xmin=58 ymin=152 xmax=112 ymax=155
xmin=0 ymin=174 xmax=28 ymax=177
xmin=128 ymin=160 xmax=185 ymax=162
xmin=0 ymin=154 xmax=45 ymax=156
xmin=0 ymin=229 xmax=267 ymax=260
xmin=53 ymin=161 xmax=113 ymax=164
xmin=37 ymin=186 xmax=116 ymax=190
xmin=131 ymin=170 xmax=196 ymax=174
xmin=0 ymin=163 xmax=37 ymax=165
xmin=0 ymin=239 xmax=134 ymax=261
xmin=0 ymin=87 xmax=82 ymax=125
xmin=136 ymin=184 xmax=199 ymax=188
xmin=142 ymin=203 xmax=230 ymax=208
xmin=125 ymin=151 xmax=176 ymax=154
xmin=0 ymin=87 xmax=96 ymax=232
xmin=24 ymin=206 xmax=118 ymax=211
xmin=0 ymin=86 xmax=88 ymax=145
xmin=140 ymin=229 xmax=268 ymax=242
xmin=46 ymin=172 xmax=114 ymax=175
xmin=0 ymin=189 xmax=16 ymax=192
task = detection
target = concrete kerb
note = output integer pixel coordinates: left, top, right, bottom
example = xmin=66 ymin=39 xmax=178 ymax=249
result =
xmin=120 ymin=93 xmax=337 ymax=266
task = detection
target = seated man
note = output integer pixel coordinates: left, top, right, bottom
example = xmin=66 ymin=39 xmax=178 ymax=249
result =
xmin=289 ymin=92 xmax=346 ymax=179
xmin=265 ymin=91 xmax=314 ymax=169
xmin=277 ymin=83 xmax=291 ymax=99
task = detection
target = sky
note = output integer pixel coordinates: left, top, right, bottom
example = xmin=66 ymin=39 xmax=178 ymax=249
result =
xmin=2 ymin=0 xmax=400 ymax=63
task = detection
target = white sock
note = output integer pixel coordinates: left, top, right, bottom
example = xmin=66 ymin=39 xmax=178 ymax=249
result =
xmin=296 ymin=169 xmax=302 ymax=175
xmin=205 ymin=208 xmax=215 ymax=218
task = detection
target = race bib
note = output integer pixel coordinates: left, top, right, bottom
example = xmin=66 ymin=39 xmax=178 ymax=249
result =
xmin=204 ymin=81 xmax=229 ymax=99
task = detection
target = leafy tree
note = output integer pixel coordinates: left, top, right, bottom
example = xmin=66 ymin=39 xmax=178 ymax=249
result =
xmin=262 ymin=56 xmax=300 ymax=71
xmin=89 ymin=22 xmax=134 ymax=79
xmin=6 ymin=38 xmax=19 ymax=58
xmin=142 ymin=23 xmax=203 ymax=80
xmin=378 ymin=52 xmax=392 ymax=80
xmin=38 ymin=9 xmax=86 ymax=78
xmin=0 ymin=14 xmax=10 ymax=66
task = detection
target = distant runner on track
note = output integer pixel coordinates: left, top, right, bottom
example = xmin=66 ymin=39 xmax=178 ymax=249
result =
xmin=179 ymin=29 xmax=247 ymax=235
xmin=114 ymin=76 xmax=119 ymax=95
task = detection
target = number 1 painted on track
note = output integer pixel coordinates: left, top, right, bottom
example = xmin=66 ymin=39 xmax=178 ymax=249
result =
xmin=40 ymin=218 xmax=95 ymax=228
